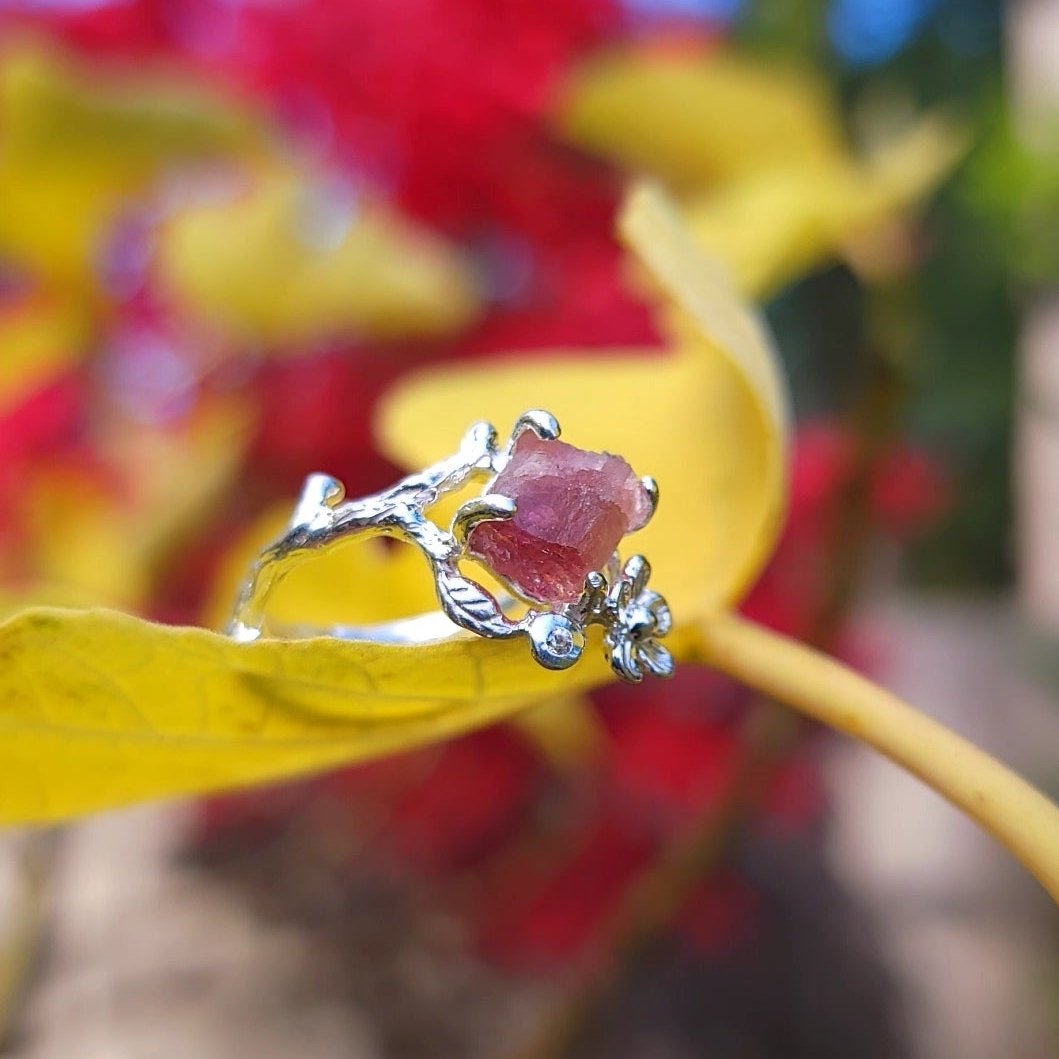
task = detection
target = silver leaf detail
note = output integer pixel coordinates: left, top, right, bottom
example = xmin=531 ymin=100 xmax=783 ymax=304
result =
xmin=435 ymin=566 xmax=517 ymax=639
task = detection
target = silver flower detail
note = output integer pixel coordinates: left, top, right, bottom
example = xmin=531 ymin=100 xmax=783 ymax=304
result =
xmin=584 ymin=555 xmax=673 ymax=683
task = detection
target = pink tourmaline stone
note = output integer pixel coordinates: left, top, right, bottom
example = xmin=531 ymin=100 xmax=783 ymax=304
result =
xmin=467 ymin=434 xmax=653 ymax=604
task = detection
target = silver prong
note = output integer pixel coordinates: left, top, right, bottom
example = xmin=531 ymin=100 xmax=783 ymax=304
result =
xmin=584 ymin=570 xmax=607 ymax=594
xmin=452 ymin=494 xmax=516 ymax=547
xmin=640 ymin=476 xmax=659 ymax=521
xmin=290 ymin=473 xmax=345 ymax=530
xmin=513 ymin=409 xmax=560 ymax=443
xmin=580 ymin=570 xmax=608 ymax=615
xmin=459 ymin=420 xmax=500 ymax=470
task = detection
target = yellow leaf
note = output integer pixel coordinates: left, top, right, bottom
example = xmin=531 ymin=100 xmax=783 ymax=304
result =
xmin=687 ymin=115 xmax=969 ymax=299
xmin=557 ymin=46 xmax=967 ymax=299
xmin=378 ymin=183 xmax=788 ymax=617
xmin=557 ymin=46 xmax=844 ymax=191
xmin=684 ymin=168 xmax=832 ymax=298
xmin=158 ymin=171 xmax=482 ymax=347
xmin=835 ymin=114 xmax=970 ymax=278
xmin=0 ymin=606 xmax=695 ymax=823
xmin=0 ymin=40 xmax=264 ymax=289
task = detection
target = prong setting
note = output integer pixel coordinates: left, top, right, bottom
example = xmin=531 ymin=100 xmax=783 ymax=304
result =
xmin=289 ymin=473 xmax=346 ymax=531
xmin=640 ymin=475 xmax=660 ymax=521
xmin=511 ymin=409 xmax=561 ymax=446
xmin=459 ymin=420 xmax=501 ymax=473
xmin=451 ymin=494 xmax=517 ymax=547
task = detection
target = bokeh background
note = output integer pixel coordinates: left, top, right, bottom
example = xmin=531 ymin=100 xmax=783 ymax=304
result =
xmin=0 ymin=1 xmax=1058 ymax=1057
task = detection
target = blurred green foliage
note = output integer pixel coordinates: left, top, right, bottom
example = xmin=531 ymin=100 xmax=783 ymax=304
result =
xmin=969 ymin=112 xmax=1059 ymax=286
xmin=742 ymin=0 xmax=1018 ymax=587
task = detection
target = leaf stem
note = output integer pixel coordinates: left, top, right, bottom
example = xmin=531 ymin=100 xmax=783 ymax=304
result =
xmin=696 ymin=612 xmax=1059 ymax=903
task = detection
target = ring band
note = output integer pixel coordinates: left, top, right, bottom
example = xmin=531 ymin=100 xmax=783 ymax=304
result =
xmin=228 ymin=410 xmax=673 ymax=683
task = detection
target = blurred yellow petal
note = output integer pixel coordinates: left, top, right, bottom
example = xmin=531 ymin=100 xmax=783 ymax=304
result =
xmin=0 ymin=40 xmax=264 ymax=288
xmin=25 ymin=400 xmax=253 ymax=607
xmin=0 ymin=170 xmax=119 ymax=292
xmin=0 ymin=41 xmax=261 ymax=176
xmin=158 ymin=172 xmax=482 ymax=347
xmin=557 ymin=46 xmax=844 ymax=191
xmin=836 ymin=114 xmax=970 ymax=278
xmin=0 ymin=295 xmax=88 ymax=415
xmin=0 ymin=607 xmax=695 ymax=823
xmin=854 ymin=113 xmax=968 ymax=218
xmin=686 ymin=114 xmax=968 ymax=298
xmin=685 ymin=168 xmax=831 ymax=298
xmin=379 ymin=183 xmax=788 ymax=618
xmin=558 ymin=46 xmax=966 ymax=300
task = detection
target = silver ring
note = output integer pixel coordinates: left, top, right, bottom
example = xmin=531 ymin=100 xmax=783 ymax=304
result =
xmin=227 ymin=409 xmax=673 ymax=683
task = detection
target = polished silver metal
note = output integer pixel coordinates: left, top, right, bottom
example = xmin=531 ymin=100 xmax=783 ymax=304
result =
xmin=228 ymin=410 xmax=672 ymax=683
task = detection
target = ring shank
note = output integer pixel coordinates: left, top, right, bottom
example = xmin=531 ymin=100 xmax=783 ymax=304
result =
xmin=230 ymin=609 xmax=478 ymax=647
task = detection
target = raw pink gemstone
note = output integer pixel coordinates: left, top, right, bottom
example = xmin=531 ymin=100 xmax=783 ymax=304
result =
xmin=467 ymin=434 xmax=652 ymax=604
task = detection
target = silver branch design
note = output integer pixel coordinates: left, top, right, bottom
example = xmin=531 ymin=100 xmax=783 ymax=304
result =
xmin=228 ymin=410 xmax=672 ymax=682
